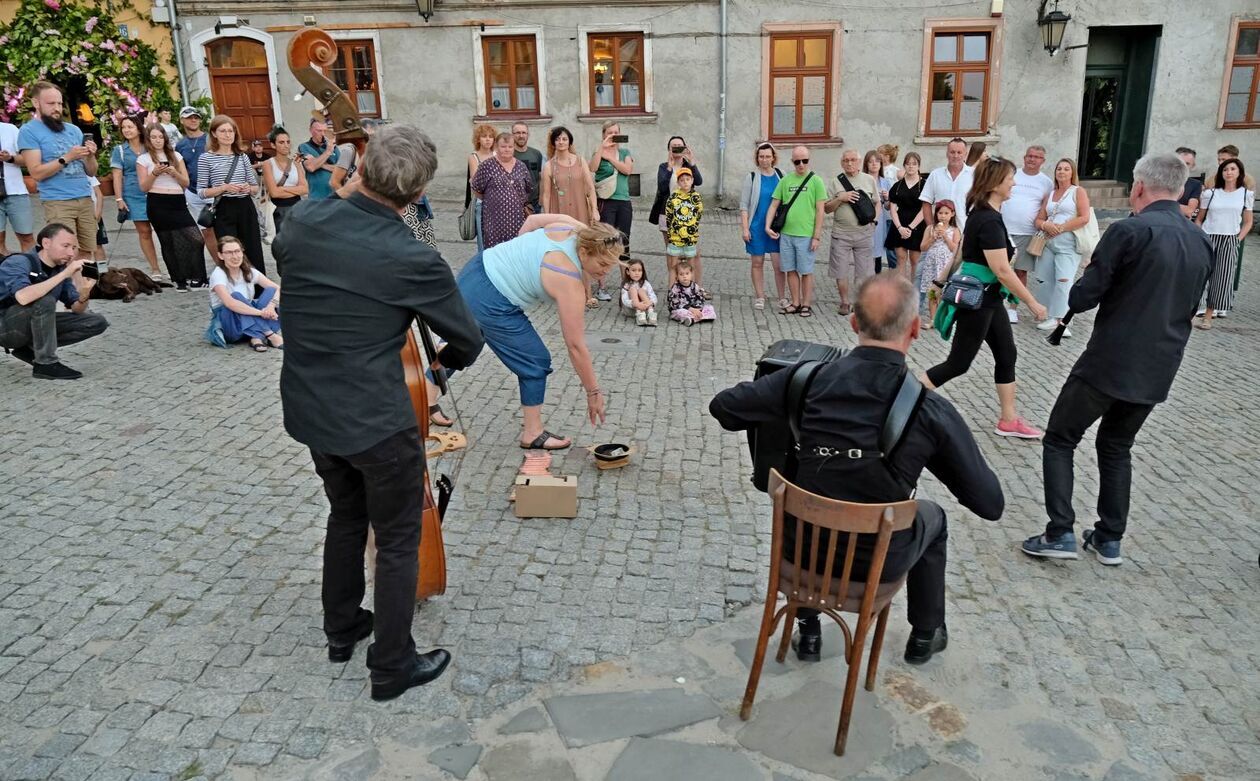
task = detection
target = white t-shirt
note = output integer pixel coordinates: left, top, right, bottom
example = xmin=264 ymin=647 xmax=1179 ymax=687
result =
xmin=136 ymin=152 xmax=185 ymax=195
xmin=883 ymin=163 xmax=901 ymax=181
xmin=1200 ymin=187 xmax=1255 ymax=236
xmin=209 ymin=266 xmax=259 ymax=309
xmin=1003 ymin=170 xmax=1053 ymax=236
xmin=0 ymin=122 xmax=26 ymax=194
xmin=920 ymin=165 xmax=975 ymax=231
xmin=88 ymin=176 xmax=100 ymax=206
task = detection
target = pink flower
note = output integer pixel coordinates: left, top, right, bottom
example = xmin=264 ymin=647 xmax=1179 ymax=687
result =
xmin=44 ymin=0 xmax=61 ymax=9
xmin=100 ymin=39 xmax=115 ymax=51
xmin=81 ymin=41 xmax=94 ymax=49
xmin=85 ymin=16 xmax=98 ymax=33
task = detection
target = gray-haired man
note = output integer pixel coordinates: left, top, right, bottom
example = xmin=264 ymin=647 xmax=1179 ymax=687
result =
xmin=1022 ymin=154 xmax=1212 ymax=566
xmin=276 ymin=125 xmax=485 ymax=700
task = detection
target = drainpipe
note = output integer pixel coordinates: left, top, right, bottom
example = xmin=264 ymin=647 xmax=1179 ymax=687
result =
xmin=167 ymin=0 xmax=191 ymax=104
xmin=716 ymin=0 xmax=727 ymax=203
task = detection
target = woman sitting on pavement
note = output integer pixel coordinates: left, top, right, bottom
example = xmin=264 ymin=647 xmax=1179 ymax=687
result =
xmin=209 ymin=235 xmax=282 ymax=352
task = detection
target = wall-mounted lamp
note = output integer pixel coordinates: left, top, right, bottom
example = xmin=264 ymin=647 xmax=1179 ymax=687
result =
xmin=415 ymin=0 xmax=434 ymax=21
xmin=1037 ymin=0 xmax=1071 ymax=56
xmin=213 ymin=16 xmax=248 ymax=36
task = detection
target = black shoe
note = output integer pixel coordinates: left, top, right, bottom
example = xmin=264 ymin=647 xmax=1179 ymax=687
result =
xmin=792 ymin=616 xmax=822 ymax=662
xmin=187 ymin=280 xmax=205 ymax=289
xmin=327 ymin=610 xmax=374 ymax=663
xmin=370 ymin=648 xmax=452 ymax=701
xmin=32 ymin=361 xmax=83 ymax=380
xmin=904 ymin=626 xmax=948 ymax=665
xmin=176 ymin=282 xmax=189 ymax=292
xmin=9 ymin=346 xmax=34 ymax=365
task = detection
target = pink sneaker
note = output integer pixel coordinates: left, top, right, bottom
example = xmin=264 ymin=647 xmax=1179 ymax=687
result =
xmin=995 ymin=417 xmax=1043 ymax=439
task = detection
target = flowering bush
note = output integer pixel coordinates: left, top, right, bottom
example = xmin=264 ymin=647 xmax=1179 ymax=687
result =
xmin=0 ymin=0 xmax=176 ymax=170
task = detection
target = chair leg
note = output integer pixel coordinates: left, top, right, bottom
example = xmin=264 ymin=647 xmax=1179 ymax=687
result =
xmin=740 ymin=594 xmax=782 ymax=721
xmin=865 ymin=605 xmax=891 ymax=692
xmin=775 ymin=602 xmax=799 ymax=664
xmin=834 ymin=622 xmax=869 ymax=757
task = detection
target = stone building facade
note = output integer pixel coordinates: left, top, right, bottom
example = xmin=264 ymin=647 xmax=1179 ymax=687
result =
xmin=169 ymin=0 xmax=1259 ymax=202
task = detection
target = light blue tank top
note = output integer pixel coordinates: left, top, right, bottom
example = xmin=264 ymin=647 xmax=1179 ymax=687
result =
xmin=483 ymin=227 xmax=584 ymax=308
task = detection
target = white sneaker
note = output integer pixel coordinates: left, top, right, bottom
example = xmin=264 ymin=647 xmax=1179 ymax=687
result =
xmin=1217 ymin=310 xmax=1229 ymax=319
xmin=1195 ymin=308 xmax=1207 ymax=317
xmin=1036 ymin=319 xmax=1058 ymax=331
xmin=647 ymin=308 xmax=658 ymax=327
xmin=1007 ymin=308 xmax=1019 ymax=323
xmin=1061 ymin=327 xmax=1072 ymax=339
xmin=635 ymin=310 xmax=647 ymax=327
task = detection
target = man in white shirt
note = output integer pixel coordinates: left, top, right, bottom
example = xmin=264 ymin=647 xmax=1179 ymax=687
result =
xmin=919 ymin=137 xmax=974 ymax=232
xmin=1001 ymin=145 xmax=1053 ymax=321
xmin=0 ymin=120 xmax=35 ymax=254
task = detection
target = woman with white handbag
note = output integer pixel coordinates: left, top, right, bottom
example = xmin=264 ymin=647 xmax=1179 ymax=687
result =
xmin=1032 ymin=158 xmax=1093 ymax=337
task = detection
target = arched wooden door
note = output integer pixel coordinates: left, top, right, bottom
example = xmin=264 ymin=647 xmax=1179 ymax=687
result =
xmin=206 ymin=38 xmax=275 ymax=145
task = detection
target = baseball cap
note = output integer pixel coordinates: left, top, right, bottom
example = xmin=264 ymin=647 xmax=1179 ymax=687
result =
xmin=179 ymin=106 xmax=202 ymax=118
xmin=676 ymin=167 xmax=693 ymax=178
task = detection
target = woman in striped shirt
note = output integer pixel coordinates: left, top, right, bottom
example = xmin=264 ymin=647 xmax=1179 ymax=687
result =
xmin=198 ymin=115 xmax=265 ymax=272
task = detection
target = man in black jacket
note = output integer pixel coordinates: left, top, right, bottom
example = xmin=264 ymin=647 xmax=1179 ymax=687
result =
xmin=1022 ymin=153 xmax=1212 ymax=566
xmin=276 ymin=125 xmax=485 ymax=701
xmin=711 ymin=273 xmax=1003 ymax=664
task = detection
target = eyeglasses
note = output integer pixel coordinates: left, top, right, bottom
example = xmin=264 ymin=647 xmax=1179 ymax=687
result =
xmin=602 ymin=236 xmax=623 ymax=247
xmin=792 ymin=158 xmax=809 ymax=165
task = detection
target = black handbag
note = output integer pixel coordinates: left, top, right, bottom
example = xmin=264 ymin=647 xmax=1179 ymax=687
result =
xmin=838 ymin=173 xmax=876 ymax=226
xmin=769 ymin=172 xmax=815 ymax=234
xmin=940 ymin=273 xmax=986 ymax=310
xmin=196 ymin=153 xmax=242 ymax=229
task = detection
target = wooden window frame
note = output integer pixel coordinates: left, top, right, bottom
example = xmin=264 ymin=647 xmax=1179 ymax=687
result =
xmin=765 ymin=32 xmax=835 ymax=142
xmin=916 ymin=18 xmax=1003 ymax=142
xmin=925 ymin=30 xmax=991 ymax=136
xmin=328 ymin=38 xmax=382 ymax=119
xmin=1219 ymin=18 xmax=1260 ymax=129
xmin=480 ymin=35 xmax=542 ymax=118
xmin=759 ymin=22 xmax=843 ymax=145
xmin=586 ymin=31 xmax=647 ymax=115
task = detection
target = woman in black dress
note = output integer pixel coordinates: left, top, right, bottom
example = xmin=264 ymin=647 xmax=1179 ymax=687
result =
xmin=885 ymin=152 xmax=928 ymax=284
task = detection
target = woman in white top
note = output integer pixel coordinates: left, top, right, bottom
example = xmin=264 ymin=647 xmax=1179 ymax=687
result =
xmin=262 ymin=126 xmax=308 ymax=272
xmin=209 ymin=235 xmax=282 ymax=351
xmin=1032 ymin=158 xmax=1092 ymax=334
xmin=1195 ymin=157 xmax=1254 ymax=329
xmin=138 ymin=123 xmax=207 ymax=290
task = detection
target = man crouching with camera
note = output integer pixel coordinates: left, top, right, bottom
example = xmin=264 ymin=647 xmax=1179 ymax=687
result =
xmin=0 ymin=222 xmax=108 ymax=380
xmin=710 ymin=273 xmax=1003 ymax=664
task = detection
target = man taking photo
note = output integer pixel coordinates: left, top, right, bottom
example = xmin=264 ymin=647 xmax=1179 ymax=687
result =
xmin=0 ymin=222 xmax=108 ymax=380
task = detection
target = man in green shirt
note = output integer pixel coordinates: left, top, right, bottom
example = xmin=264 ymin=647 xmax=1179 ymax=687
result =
xmin=765 ymin=145 xmax=827 ymax=316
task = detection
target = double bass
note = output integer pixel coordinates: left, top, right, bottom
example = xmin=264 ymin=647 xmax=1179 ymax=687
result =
xmin=287 ymin=28 xmax=457 ymax=600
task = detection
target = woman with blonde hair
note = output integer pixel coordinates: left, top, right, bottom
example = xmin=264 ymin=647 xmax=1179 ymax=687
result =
xmin=456 ymin=216 xmax=624 ymax=450
xmin=471 ymin=131 xmax=533 ymax=249
xmin=197 ymin=114 xmax=264 ymax=271
xmin=878 ymin=143 xmax=902 ymax=181
xmin=1032 ymin=158 xmax=1092 ymax=335
xmin=467 ymin=124 xmax=496 ymax=250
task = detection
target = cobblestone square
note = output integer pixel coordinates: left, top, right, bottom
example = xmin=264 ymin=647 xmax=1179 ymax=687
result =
xmin=0 ymin=202 xmax=1257 ymax=780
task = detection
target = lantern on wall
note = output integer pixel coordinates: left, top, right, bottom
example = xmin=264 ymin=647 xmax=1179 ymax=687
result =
xmin=1038 ymin=0 xmax=1072 ymax=56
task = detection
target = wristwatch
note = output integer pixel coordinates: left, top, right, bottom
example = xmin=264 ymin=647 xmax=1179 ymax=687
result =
xmin=57 ymin=156 xmax=67 ymax=166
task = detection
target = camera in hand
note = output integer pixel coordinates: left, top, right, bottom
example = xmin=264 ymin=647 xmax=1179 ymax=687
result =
xmin=612 ymin=134 xmax=629 ymax=144
xmin=80 ymin=261 xmax=107 ymax=280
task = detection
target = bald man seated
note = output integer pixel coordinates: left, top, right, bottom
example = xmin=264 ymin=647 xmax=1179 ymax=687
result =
xmin=710 ymin=273 xmax=1004 ymax=664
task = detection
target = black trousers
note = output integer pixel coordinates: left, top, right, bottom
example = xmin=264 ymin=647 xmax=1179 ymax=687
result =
xmin=598 ymin=198 xmax=633 ymax=252
xmin=799 ymin=500 xmax=948 ymax=631
xmin=926 ymin=295 xmax=1018 ymax=387
xmin=213 ymin=196 xmax=265 ymax=274
xmin=310 ymin=428 xmax=425 ymax=679
xmin=0 ymin=293 xmax=108 ymax=364
xmin=1043 ymin=376 xmax=1154 ymax=544
xmin=271 ymin=204 xmax=295 ymax=277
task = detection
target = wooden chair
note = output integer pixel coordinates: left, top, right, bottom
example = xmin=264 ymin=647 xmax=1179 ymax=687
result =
xmin=740 ymin=468 xmax=918 ymax=756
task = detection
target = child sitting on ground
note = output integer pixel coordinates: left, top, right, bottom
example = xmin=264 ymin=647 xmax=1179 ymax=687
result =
xmin=665 ymin=168 xmax=704 ymax=287
xmin=667 ymin=261 xmax=715 ymax=326
xmin=920 ymin=199 xmax=960 ymax=322
xmin=620 ymin=258 xmax=658 ymax=327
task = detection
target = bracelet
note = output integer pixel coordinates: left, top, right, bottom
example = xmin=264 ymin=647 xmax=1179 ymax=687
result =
xmin=587 ymin=388 xmax=602 ymax=396
xmin=932 ymin=280 xmax=945 ymax=289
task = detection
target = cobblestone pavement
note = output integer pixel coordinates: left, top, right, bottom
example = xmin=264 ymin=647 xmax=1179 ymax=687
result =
xmin=1 ymin=199 xmax=1257 ymax=780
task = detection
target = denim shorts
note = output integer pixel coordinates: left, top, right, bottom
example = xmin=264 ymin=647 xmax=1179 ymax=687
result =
xmin=0 ymin=194 xmax=34 ymax=234
xmin=779 ymin=234 xmax=816 ymax=274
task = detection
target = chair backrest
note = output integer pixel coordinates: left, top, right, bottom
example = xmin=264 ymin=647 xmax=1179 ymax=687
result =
xmin=767 ymin=468 xmax=918 ymax=613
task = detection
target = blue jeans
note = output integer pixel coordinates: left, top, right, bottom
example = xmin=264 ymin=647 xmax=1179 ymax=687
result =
xmin=456 ymin=254 xmax=551 ymax=406
xmin=1033 ymin=233 xmax=1081 ymax=319
xmin=474 ymin=199 xmax=485 ymax=254
xmin=216 ymin=287 xmax=279 ymax=342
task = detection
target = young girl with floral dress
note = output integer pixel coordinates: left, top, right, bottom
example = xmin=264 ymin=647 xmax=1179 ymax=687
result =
xmin=667 ymin=261 xmax=716 ymax=325
xmin=919 ymin=200 xmax=960 ymax=321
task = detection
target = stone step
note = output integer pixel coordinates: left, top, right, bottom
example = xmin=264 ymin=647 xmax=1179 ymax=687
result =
xmin=1090 ymin=196 xmax=1132 ymax=210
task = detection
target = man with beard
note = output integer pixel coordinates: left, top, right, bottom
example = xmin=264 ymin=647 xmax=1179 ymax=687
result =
xmin=17 ymin=82 xmax=99 ymax=261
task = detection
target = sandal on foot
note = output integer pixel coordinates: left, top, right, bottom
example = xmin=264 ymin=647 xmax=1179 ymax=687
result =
xmin=520 ymin=430 xmax=571 ymax=450
xmin=780 ymin=304 xmax=800 ymax=315
xmin=265 ymin=334 xmax=284 ymax=350
xmin=429 ymin=404 xmax=454 ymax=427
xmin=838 ymin=303 xmax=852 ymax=316
xmin=798 ymin=305 xmax=813 ymax=317
xmin=249 ymin=339 xmax=268 ymax=353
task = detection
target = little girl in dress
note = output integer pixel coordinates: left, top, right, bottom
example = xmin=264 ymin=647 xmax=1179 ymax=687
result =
xmin=620 ymin=258 xmax=658 ymax=327
xmin=667 ymin=261 xmax=716 ymax=326
xmin=918 ymin=199 xmax=960 ymax=320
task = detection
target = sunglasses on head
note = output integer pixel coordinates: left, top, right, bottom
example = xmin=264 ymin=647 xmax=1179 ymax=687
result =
xmin=793 ymin=158 xmax=809 ymax=165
